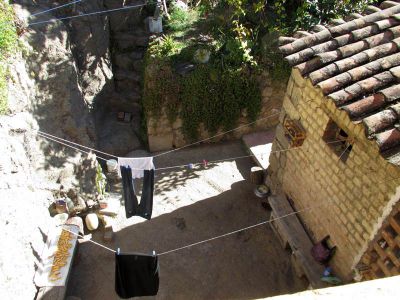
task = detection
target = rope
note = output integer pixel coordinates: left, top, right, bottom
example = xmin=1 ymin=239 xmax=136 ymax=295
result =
xmin=37 ymin=132 xmax=108 ymax=162
xmin=61 ymin=226 xmax=116 ymax=253
xmin=153 ymin=111 xmax=282 ymax=158
xmin=37 ymin=130 xmax=346 ymax=171
xmin=59 ymin=205 xmax=319 ymax=256
xmin=31 ymin=0 xmax=84 ymax=17
xmin=38 ymin=130 xmax=118 ymax=158
xmin=159 ymin=205 xmax=317 ymax=255
xmin=29 ymin=3 xmax=147 ymax=26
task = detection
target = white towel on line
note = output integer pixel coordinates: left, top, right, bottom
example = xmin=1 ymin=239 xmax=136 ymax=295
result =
xmin=117 ymin=157 xmax=155 ymax=179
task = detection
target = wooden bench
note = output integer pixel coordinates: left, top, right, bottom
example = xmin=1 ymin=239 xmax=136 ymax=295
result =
xmin=268 ymin=194 xmax=326 ymax=288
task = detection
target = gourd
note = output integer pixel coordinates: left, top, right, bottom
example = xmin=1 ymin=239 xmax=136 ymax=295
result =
xmin=85 ymin=213 xmax=99 ymax=231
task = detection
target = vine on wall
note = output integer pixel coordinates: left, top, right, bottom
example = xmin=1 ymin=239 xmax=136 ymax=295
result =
xmin=143 ymin=59 xmax=261 ymax=141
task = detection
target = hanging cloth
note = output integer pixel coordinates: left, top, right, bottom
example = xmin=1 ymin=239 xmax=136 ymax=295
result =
xmin=115 ymin=251 xmax=159 ymax=298
xmin=120 ymin=166 xmax=154 ymax=220
xmin=118 ymin=157 xmax=155 ymax=179
xmin=118 ymin=157 xmax=155 ymax=220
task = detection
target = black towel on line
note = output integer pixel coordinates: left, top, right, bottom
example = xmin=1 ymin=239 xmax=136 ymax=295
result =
xmin=120 ymin=166 xmax=154 ymax=220
xmin=115 ymin=252 xmax=160 ymax=298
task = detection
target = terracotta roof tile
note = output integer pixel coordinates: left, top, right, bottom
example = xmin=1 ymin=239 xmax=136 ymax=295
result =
xmin=380 ymin=84 xmax=400 ymax=101
xmin=341 ymin=94 xmax=386 ymax=119
xmin=363 ymin=109 xmax=397 ymax=135
xmin=376 ymin=128 xmax=400 ymax=151
xmin=318 ymin=52 xmax=400 ymax=94
xmin=389 ymin=102 xmax=400 ymax=115
xmin=381 ymin=1 xmax=400 ymax=9
xmin=279 ymin=2 xmax=400 ymax=164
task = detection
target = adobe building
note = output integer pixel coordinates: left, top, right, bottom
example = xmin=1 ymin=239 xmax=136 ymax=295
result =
xmin=267 ymin=1 xmax=400 ymax=282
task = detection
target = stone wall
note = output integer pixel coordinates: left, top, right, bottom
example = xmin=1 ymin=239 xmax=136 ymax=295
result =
xmin=146 ymin=72 xmax=285 ymax=152
xmin=267 ymin=69 xmax=400 ymax=280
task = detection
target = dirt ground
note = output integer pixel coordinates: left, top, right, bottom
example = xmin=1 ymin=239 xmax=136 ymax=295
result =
xmin=67 ymin=141 xmax=307 ymax=299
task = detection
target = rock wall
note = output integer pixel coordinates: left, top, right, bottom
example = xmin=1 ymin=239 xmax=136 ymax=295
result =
xmin=146 ymin=72 xmax=285 ymax=152
xmin=0 ymin=3 xmax=108 ymax=298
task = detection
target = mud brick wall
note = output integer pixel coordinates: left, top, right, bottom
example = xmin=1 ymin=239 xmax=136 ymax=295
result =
xmin=267 ymin=69 xmax=400 ymax=281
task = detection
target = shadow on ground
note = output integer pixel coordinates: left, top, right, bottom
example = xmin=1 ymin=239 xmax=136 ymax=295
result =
xmin=67 ymin=142 xmax=307 ymax=299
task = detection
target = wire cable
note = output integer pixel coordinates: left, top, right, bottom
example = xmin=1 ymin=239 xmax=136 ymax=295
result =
xmin=38 ymin=130 xmax=118 ymax=158
xmin=31 ymin=0 xmax=84 ymax=17
xmin=158 ymin=205 xmax=317 ymax=256
xmin=37 ymin=132 xmax=109 ymax=162
xmin=59 ymin=205 xmax=319 ymax=256
xmin=153 ymin=111 xmax=281 ymax=158
xmin=61 ymin=226 xmax=116 ymax=253
xmin=29 ymin=3 xmax=147 ymax=26
xmin=37 ymin=130 xmax=346 ymax=171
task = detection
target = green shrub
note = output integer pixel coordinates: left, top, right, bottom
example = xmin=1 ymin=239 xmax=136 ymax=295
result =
xmin=148 ymin=35 xmax=185 ymax=58
xmin=165 ymin=6 xmax=199 ymax=34
xmin=0 ymin=63 xmax=8 ymax=114
xmin=143 ymin=62 xmax=261 ymax=141
xmin=0 ymin=1 xmax=17 ymax=115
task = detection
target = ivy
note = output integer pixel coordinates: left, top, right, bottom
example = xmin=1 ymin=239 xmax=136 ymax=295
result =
xmin=0 ymin=1 xmax=18 ymax=115
xmin=143 ymin=62 xmax=261 ymax=141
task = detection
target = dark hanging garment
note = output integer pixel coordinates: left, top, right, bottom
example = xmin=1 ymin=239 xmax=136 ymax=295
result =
xmin=120 ymin=166 xmax=138 ymax=218
xmin=139 ymin=169 xmax=155 ymax=220
xmin=120 ymin=166 xmax=155 ymax=220
xmin=115 ymin=251 xmax=160 ymax=298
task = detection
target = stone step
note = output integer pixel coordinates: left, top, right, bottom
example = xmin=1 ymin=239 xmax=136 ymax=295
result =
xmin=113 ymin=91 xmax=141 ymax=102
xmin=113 ymin=32 xmax=149 ymax=47
xmin=114 ymin=69 xmax=141 ymax=82
xmin=114 ymin=34 xmax=148 ymax=52
xmin=114 ymin=53 xmax=144 ymax=71
xmin=97 ymin=112 xmax=143 ymax=156
xmin=115 ymin=80 xmax=141 ymax=94
xmin=107 ymin=93 xmax=142 ymax=112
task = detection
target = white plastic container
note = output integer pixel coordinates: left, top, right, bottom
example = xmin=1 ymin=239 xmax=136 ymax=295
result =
xmin=106 ymin=159 xmax=118 ymax=173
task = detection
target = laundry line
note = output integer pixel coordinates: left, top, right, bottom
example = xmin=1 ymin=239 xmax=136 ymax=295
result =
xmin=28 ymin=2 xmax=147 ymax=26
xmin=30 ymin=0 xmax=84 ymax=17
xmin=37 ymin=110 xmax=282 ymax=161
xmin=37 ymin=130 xmax=346 ymax=171
xmin=153 ymin=111 xmax=282 ymax=158
xmin=60 ymin=203 xmax=319 ymax=255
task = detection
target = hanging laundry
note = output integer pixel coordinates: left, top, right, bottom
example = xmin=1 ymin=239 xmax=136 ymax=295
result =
xmin=118 ymin=157 xmax=155 ymax=220
xmin=115 ymin=251 xmax=159 ymax=298
xmin=120 ymin=166 xmax=154 ymax=220
xmin=118 ymin=157 xmax=155 ymax=178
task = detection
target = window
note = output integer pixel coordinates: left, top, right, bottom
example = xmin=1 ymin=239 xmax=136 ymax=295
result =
xmin=323 ymin=119 xmax=353 ymax=162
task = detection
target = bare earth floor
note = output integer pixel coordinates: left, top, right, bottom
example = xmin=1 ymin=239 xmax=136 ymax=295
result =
xmin=66 ymin=141 xmax=307 ymax=299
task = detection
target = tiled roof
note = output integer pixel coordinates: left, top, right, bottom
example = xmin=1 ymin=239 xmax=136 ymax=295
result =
xmin=279 ymin=0 xmax=400 ymax=165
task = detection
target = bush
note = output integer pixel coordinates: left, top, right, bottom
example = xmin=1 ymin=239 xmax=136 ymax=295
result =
xmin=165 ymin=5 xmax=199 ymax=34
xmin=0 ymin=1 xmax=18 ymax=115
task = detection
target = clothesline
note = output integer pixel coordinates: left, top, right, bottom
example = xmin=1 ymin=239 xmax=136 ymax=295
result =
xmin=153 ymin=112 xmax=282 ymax=158
xmin=60 ymin=203 xmax=320 ymax=255
xmin=59 ymin=175 xmax=400 ymax=256
xmin=38 ymin=131 xmax=118 ymax=159
xmin=37 ymin=132 xmax=110 ymax=162
xmin=29 ymin=2 xmax=147 ymax=26
xmin=37 ymin=110 xmax=282 ymax=160
xmin=37 ymin=131 xmax=345 ymax=171
xmin=30 ymin=0 xmax=84 ymax=17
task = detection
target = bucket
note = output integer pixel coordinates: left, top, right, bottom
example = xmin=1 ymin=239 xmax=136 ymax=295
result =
xmin=106 ymin=159 xmax=118 ymax=173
